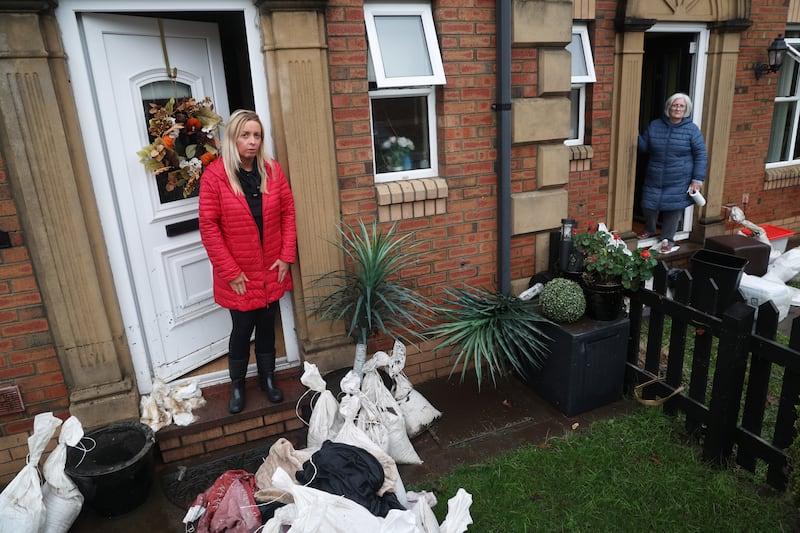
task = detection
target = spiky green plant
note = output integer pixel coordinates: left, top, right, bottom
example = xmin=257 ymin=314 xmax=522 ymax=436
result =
xmin=307 ymin=220 xmax=433 ymax=371
xmin=428 ymin=286 xmax=551 ymax=389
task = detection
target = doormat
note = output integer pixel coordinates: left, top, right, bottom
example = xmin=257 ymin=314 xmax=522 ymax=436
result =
xmin=161 ymin=444 xmax=272 ymax=510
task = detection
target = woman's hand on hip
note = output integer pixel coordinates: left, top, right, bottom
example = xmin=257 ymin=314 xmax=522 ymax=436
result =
xmin=270 ymin=259 xmax=290 ymax=284
xmin=230 ymin=272 xmax=249 ymax=295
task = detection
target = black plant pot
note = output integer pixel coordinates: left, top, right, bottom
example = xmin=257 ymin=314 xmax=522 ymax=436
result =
xmin=66 ymin=422 xmax=155 ymax=517
xmin=583 ymin=283 xmax=624 ymax=321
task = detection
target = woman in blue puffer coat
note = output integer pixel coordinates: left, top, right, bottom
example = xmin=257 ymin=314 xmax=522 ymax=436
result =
xmin=638 ymin=92 xmax=707 ymax=253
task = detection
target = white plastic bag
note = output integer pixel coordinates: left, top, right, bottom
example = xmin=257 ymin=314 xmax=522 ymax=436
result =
xmin=41 ymin=416 xmax=85 ymax=533
xmin=0 ymin=412 xmax=62 ymax=533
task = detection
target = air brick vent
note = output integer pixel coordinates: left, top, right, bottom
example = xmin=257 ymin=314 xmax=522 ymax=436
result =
xmin=0 ymin=385 xmax=24 ymax=415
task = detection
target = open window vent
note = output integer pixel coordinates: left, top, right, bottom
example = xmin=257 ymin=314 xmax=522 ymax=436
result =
xmin=0 ymin=385 xmax=24 ymax=415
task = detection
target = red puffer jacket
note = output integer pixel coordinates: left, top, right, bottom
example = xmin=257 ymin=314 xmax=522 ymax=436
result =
xmin=199 ymin=157 xmax=296 ymax=311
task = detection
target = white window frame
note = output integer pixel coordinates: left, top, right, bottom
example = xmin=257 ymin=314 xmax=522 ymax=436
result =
xmin=766 ymin=37 xmax=800 ymax=169
xmin=369 ymin=87 xmax=439 ymax=183
xmin=364 ymin=2 xmax=446 ymax=88
xmin=565 ymin=24 xmax=596 ymax=146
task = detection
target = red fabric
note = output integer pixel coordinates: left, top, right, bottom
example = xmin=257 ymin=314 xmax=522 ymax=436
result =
xmin=199 ymin=158 xmax=296 ymax=311
xmin=190 ymin=469 xmax=261 ymax=533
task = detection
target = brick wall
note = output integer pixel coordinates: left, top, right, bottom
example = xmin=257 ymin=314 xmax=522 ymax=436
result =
xmin=327 ymin=0 xmax=544 ymax=384
xmin=567 ymin=3 xmax=616 ymax=231
xmin=0 ymin=154 xmax=69 ymax=485
xmin=723 ymin=1 xmax=794 ymax=228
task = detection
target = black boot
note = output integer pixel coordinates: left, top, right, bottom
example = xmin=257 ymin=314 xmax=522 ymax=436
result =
xmin=228 ymin=357 xmax=249 ymax=414
xmin=256 ymin=352 xmax=283 ymax=403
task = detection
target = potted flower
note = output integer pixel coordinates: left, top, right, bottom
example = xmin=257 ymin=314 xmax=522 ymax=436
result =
xmin=380 ymin=136 xmax=415 ymax=171
xmin=572 ymin=225 xmax=657 ymax=320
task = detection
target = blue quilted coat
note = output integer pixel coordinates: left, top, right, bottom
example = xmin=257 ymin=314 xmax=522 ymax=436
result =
xmin=638 ymin=115 xmax=707 ymax=211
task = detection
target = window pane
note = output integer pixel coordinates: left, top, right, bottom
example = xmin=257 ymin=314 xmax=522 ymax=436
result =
xmin=372 ymin=95 xmax=430 ymax=173
xmin=767 ymin=101 xmax=795 ymax=163
xmin=374 ymin=15 xmax=433 ymax=78
xmin=569 ymin=87 xmax=580 ymax=140
xmin=567 ymin=33 xmax=588 ymax=78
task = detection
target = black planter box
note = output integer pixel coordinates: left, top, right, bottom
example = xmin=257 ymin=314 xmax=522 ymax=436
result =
xmin=521 ymin=315 xmax=629 ymax=417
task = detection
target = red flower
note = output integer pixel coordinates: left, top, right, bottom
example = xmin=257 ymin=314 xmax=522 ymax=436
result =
xmin=641 ymin=249 xmax=650 ymax=259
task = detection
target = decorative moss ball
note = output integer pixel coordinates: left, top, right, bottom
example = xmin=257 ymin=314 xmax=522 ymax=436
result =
xmin=540 ymin=278 xmax=586 ymax=323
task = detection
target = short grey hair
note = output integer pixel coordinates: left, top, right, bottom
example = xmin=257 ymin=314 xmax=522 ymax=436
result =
xmin=664 ymin=93 xmax=693 ymax=117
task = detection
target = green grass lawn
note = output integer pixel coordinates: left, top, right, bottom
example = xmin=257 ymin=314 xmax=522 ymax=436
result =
xmin=411 ymin=407 xmax=800 ymax=532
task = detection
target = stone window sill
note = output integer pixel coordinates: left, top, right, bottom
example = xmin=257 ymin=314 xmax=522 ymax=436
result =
xmin=765 ymin=164 xmax=800 ymax=190
xmin=376 ymin=178 xmax=448 ymax=222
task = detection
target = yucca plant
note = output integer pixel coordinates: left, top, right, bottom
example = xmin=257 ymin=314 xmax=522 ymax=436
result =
xmin=307 ymin=220 xmax=433 ymax=375
xmin=428 ymin=286 xmax=551 ymax=389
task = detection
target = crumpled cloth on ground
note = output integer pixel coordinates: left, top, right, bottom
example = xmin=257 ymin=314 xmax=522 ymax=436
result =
xmin=253 ymin=437 xmax=316 ymax=504
xmin=140 ymin=378 xmax=206 ymax=431
xmin=183 ymin=469 xmax=261 ymax=533
xmin=295 ymin=440 xmax=405 ymax=518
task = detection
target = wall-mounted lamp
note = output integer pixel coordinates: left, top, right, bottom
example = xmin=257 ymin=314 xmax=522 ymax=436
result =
xmin=754 ymin=35 xmax=788 ymax=80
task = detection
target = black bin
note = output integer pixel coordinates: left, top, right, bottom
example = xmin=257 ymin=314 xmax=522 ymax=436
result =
xmin=690 ymin=249 xmax=748 ymax=315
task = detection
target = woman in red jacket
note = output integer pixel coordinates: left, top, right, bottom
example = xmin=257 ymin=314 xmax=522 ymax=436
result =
xmin=199 ymin=109 xmax=297 ymax=413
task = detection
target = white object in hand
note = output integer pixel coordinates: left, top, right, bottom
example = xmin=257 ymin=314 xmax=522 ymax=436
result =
xmin=688 ymin=187 xmax=706 ymax=207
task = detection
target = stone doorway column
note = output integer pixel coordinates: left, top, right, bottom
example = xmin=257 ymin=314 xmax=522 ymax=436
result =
xmin=0 ymin=3 xmax=139 ymax=426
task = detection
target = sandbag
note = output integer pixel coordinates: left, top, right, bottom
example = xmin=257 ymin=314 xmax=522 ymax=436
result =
xmin=0 ymin=412 xmax=62 ymax=533
xmin=300 ymin=362 xmax=343 ymax=448
xmin=360 ymin=367 xmax=421 ymax=465
xmin=387 ymin=340 xmax=442 ymax=438
xmin=41 ymin=416 xmax=85 ymax=533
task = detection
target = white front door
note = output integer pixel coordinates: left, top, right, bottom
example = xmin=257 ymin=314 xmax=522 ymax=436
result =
xmin=80 ymin=13 xmax=234 ymax=386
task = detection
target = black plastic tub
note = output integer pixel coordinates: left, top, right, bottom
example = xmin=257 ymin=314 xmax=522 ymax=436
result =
xmin=690 ymin=249 xmax=748 ymax=316
xmin=65 ymin=421 xmax=155 ymax=517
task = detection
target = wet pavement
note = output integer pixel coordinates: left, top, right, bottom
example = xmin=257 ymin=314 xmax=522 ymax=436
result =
xmin=67 ymin=369 xmax=635 ymax=532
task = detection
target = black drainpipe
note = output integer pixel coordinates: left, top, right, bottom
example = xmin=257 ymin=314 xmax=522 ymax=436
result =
xmin=495 ymin=0 xmax=512 ymax=295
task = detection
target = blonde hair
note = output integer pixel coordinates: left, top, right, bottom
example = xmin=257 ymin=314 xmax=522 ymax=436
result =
xmin=664 ymin=93 xmax=693 ymax=118
xmin=222 ymin=109 xmax=272 ymax=195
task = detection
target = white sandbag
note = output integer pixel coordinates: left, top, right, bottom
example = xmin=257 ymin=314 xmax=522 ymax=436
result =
xmin=763 ymin=247 xmax=800 ymax=283
xmin=41 ymin=416 xmax=85 ymax=533
xmin=0 ymin=412 xmax=62 ymax=533
xmin=738 ymin=273 xmax=793 ymax=321
xmin=387 ymin=340 xmax=442 ymax=438
xmin=301 ymin=362 xmax=344 ymax=448
xmin=360 ymin=368 xmax=421 ymax=464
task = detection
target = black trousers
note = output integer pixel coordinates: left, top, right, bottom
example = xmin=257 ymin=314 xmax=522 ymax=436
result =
xmin=228 ymin=304 xmax=277 ymax=361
